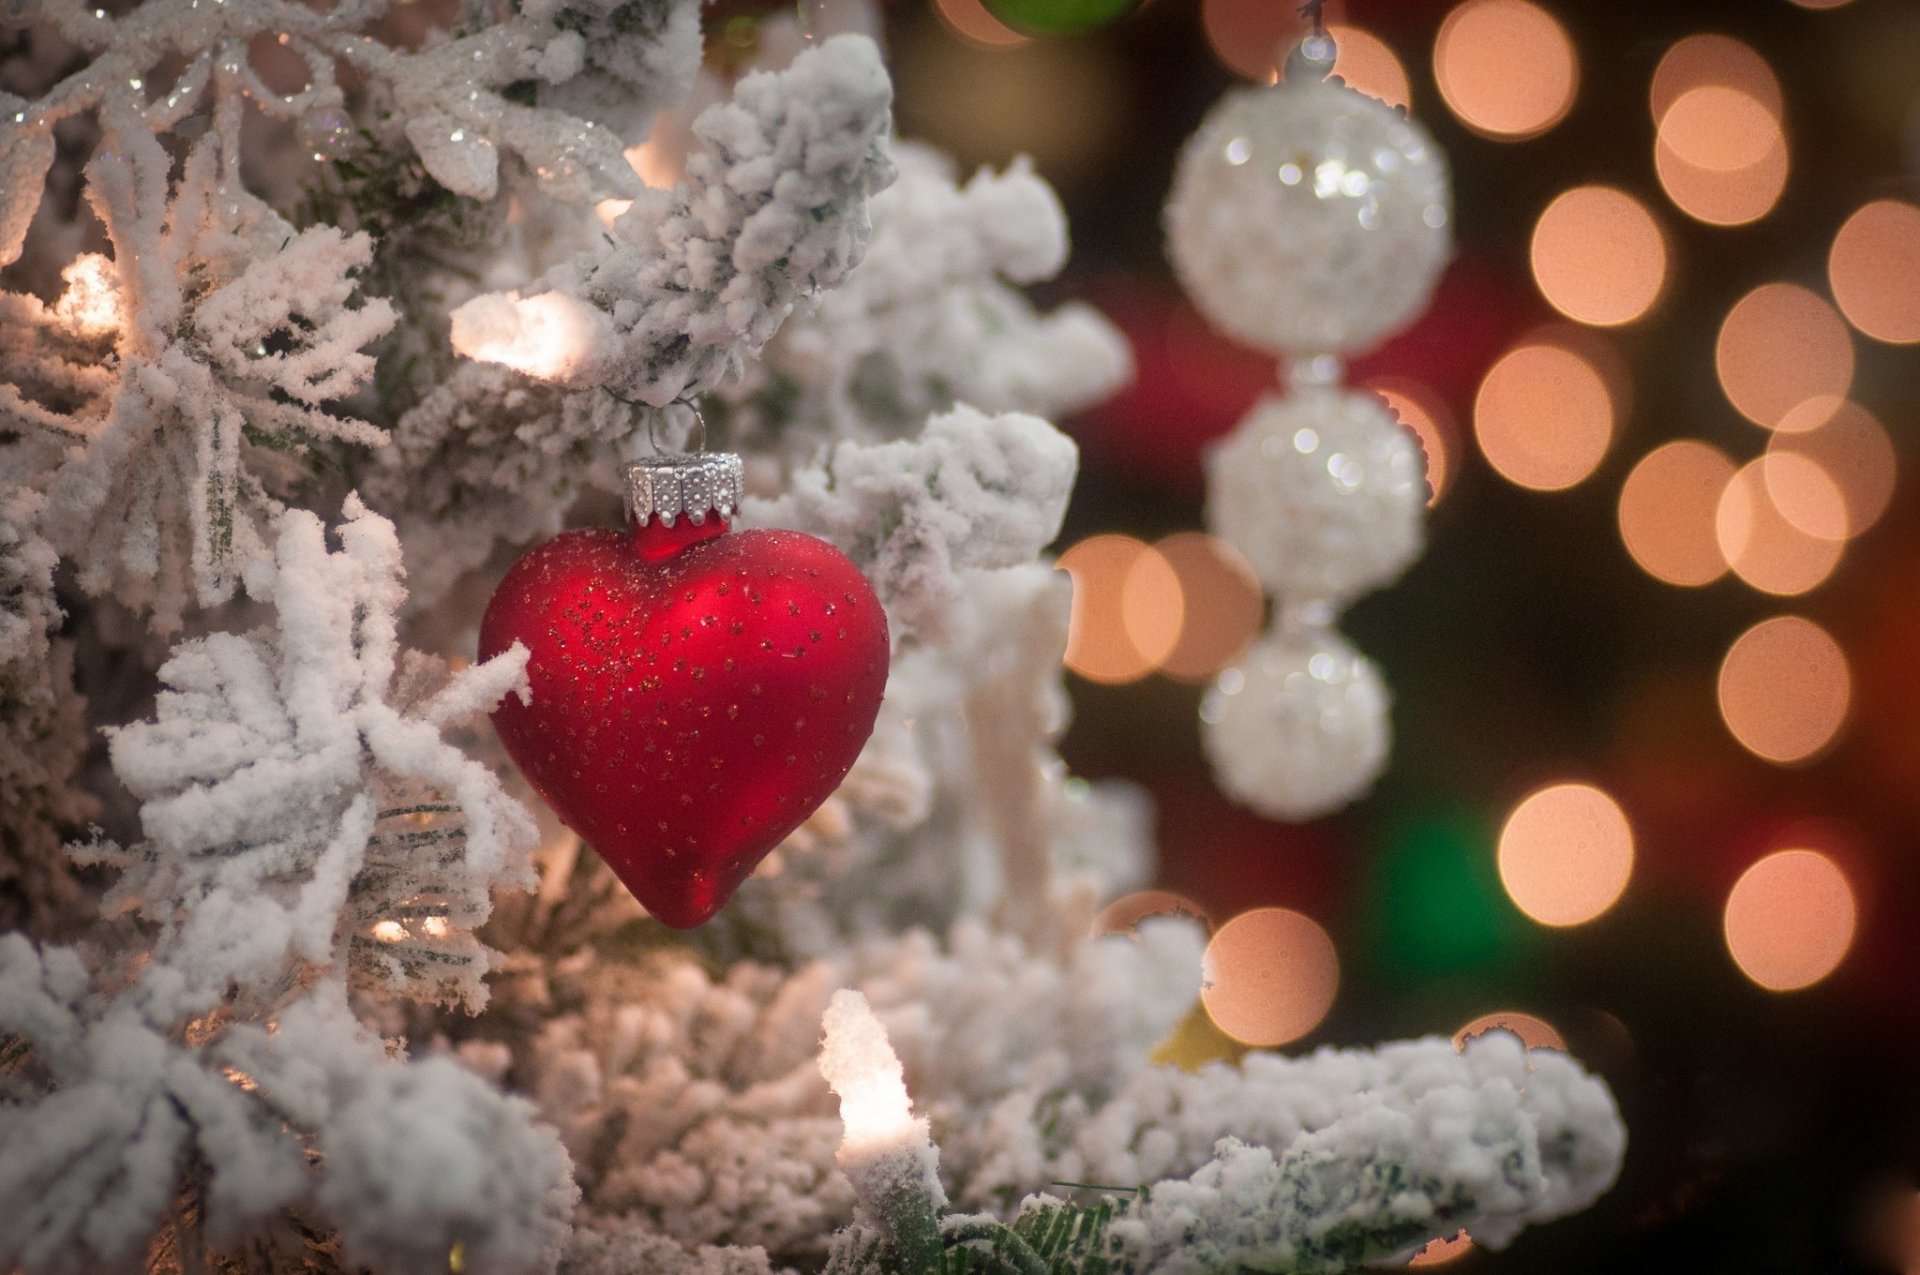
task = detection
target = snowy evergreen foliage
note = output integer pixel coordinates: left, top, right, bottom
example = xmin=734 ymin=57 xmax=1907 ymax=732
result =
xmin=0 ymin=0 xmax=1625 ymax=1272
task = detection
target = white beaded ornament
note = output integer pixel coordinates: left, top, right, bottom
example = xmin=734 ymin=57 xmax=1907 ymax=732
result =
xmin=1206 ymin=387 xmax=1426 ymax=605
xmin=1201 ymin=626 xmax=1390 ymax=821
xmin=1165 ymin=49 xmax=1451 ymax=356
xmin=1169 ymin=34 xmax=1452 ymax=821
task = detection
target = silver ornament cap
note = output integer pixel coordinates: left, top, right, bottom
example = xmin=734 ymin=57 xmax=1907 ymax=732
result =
xmin=624 ymin=453 xmax=744 ymax=527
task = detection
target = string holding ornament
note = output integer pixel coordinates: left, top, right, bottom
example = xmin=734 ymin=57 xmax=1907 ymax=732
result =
xmin=479 ymin=392 xmax=890 ymax=928
xmin=1164 ymin=26 xmax=1452 ymax=820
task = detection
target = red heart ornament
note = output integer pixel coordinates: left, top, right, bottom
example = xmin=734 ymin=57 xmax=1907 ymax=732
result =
xmin=478 ymin=468 xmax=888 ymax=929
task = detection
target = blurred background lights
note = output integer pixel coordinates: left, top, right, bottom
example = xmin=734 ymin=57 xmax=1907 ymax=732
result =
xmin=1718 ymin=615 xmax=1851 ymax=764
xmin=1648 ymin=37 xmax=1788 ymax=227
xmin=1496 ymin=782 xmax=1634 ymax=927
xmin=1368 ymin=378 xmax=1455 ymax=504
xmin=1093 ymin=889 xmax=1211 ymax=937
xmin=1660 ymin=87 xmax=1779 ymax=172
xmin=1715 ymin=459 xmax=1844 ymax=596
xmin=1453 ymin=1009 xmax=1568 ymax=1051
xmin=1151 ymin=532 xmax=1264 ymax=684
xmin=933 ymin=0 xmax=1028 ymax=48
xmin=1715 ymin=283 xmax=1854 ymax=430
xmin=1530 ymin=186 xmax=1668 ymax=326
xmin=1759 ymin=452 xmax=1850 ymax=544
xmin=1473 ymin=335 xmax=1616 ymax=491
xmin=1723 ymin=849 xmax=1858 ymax=991
xmin=1313 ymin=24 xmax=1410 ymax=111
xmin=1828 ymin=200 xmax=1920 ymax=343
xmin=1654 ymin=125 xmax=1787 ymax=227
xmin=1061 ymin=534 xmax=1263 ymax=685
xmin=1649 ymin=35 xmax=1782 ymax=126
xmin=1201 ymin=0 xmax=1305 ymax=82
xmin=1768 ymin=399 xmax=1897 ymax=539
xmin=1433 ymin=0 xmax=1578 ymax=141
xmin=1408 ymin=1232 xmax=1474 ymax=1267
xmin=1059 ymin=535 xmax=1173 ymax=684
xmin=1617 ymin=440 xmax=1735 ymax=587
xmin=1200 ymin=907 xmax=1339 ymax=1046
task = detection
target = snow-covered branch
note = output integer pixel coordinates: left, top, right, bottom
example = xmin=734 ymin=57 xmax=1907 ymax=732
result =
xmin=96 ymin=497 xmax=536 ymax=1008
xmin=450 ymin=35 xmax=894 ymax=405
xmin=716 ymin=144 xmax=1131 ymax=453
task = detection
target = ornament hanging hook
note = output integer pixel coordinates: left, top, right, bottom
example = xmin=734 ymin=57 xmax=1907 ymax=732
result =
xmin=1285 ymin=0 xmax=1337 ymax=82
xmin=604 ymin=388 xmax=708 ymax=456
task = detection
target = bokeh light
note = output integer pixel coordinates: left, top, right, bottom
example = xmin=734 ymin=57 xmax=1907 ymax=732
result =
xmin=1369 ymin=378 xmax=1456 ymax=504
xmin=1497 ymin=782 xmax=1634 ymax=927
xmin=1759 ymin=452 xmax=1849 ymax=543
xmin=1153 ymin=533 xmax=1264 ymax=684
xmin=1201 ymin=0 xmax=1311 ymax=82
xmin=1433 ymin=0 xmax=1578 ymax=141
xmin=1717 ymin=616 xmax=1852 ymax=764
xmin=1723 ymin=849 xmax=1857 ymax=991
xmin=1715 ymin=284 xmax=1854 ymax=430
xmin=1454 ymin=1009 xmax=1569 ymax=1051
xmin=1617 ymin=440 xmax=1735 ymax=587
xmin=1409 ymin=1232 xmax=1474 ymax=1267
xmin=1769 ymin=399 xmax=1897 ymax=539
xmin=1660 ymin=86 xmax=1778 ymax=171
xmin=1530 ymin=186 xmax=1668 ymax=326
xmin=1473 ymin=335 xmax=1617 ymax=491
xmin=1093 ymin=889 xmax=1211 ymax=937
xmin=1200 ymin=907 xmax=1340 ymax=1046
xmin=1716 ymin=460 xmax=1844 ymax=596
xmin=1828 ymin=200 xmax=1920 ymax=343
xmin=1060 ymin=535 xmax=1183 ymax=684
xmin=1650 ymin=42 xmax=1788 ymax=229
xmin=1655 ymin=128 xmax=1787 ymax=227
xmin=934 ymin=0 xmax=1028 ymax=48
xmin=1320 ymin=24 xmax=1410 ymax=111
xmin=1649 ymin=35 xmax=1782 ymax=125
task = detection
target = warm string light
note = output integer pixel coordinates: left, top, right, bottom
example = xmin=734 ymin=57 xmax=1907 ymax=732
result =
xmin=53 ymin=252 xmax=124 ymax=338
xmin=447 ymin=291 xmax=604 ymax=381
xmin=817 ymin=990 xmax=946 ymax=1270
xmin=820 ymin=991 xmax=919 ymax=1148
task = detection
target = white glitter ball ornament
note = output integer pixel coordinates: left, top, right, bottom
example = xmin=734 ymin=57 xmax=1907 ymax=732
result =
xmin=1165 ymin=72 xmax=1452 ymax=356
xmin=1202 ymin=625 xmax=1390 ymax=821
xmin=1206 ymin=387 xmax=1426 ymax=604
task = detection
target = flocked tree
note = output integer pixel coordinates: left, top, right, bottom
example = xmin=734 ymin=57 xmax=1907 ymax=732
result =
xmin=0 ymin=1 xmax=1625 ymax=1273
